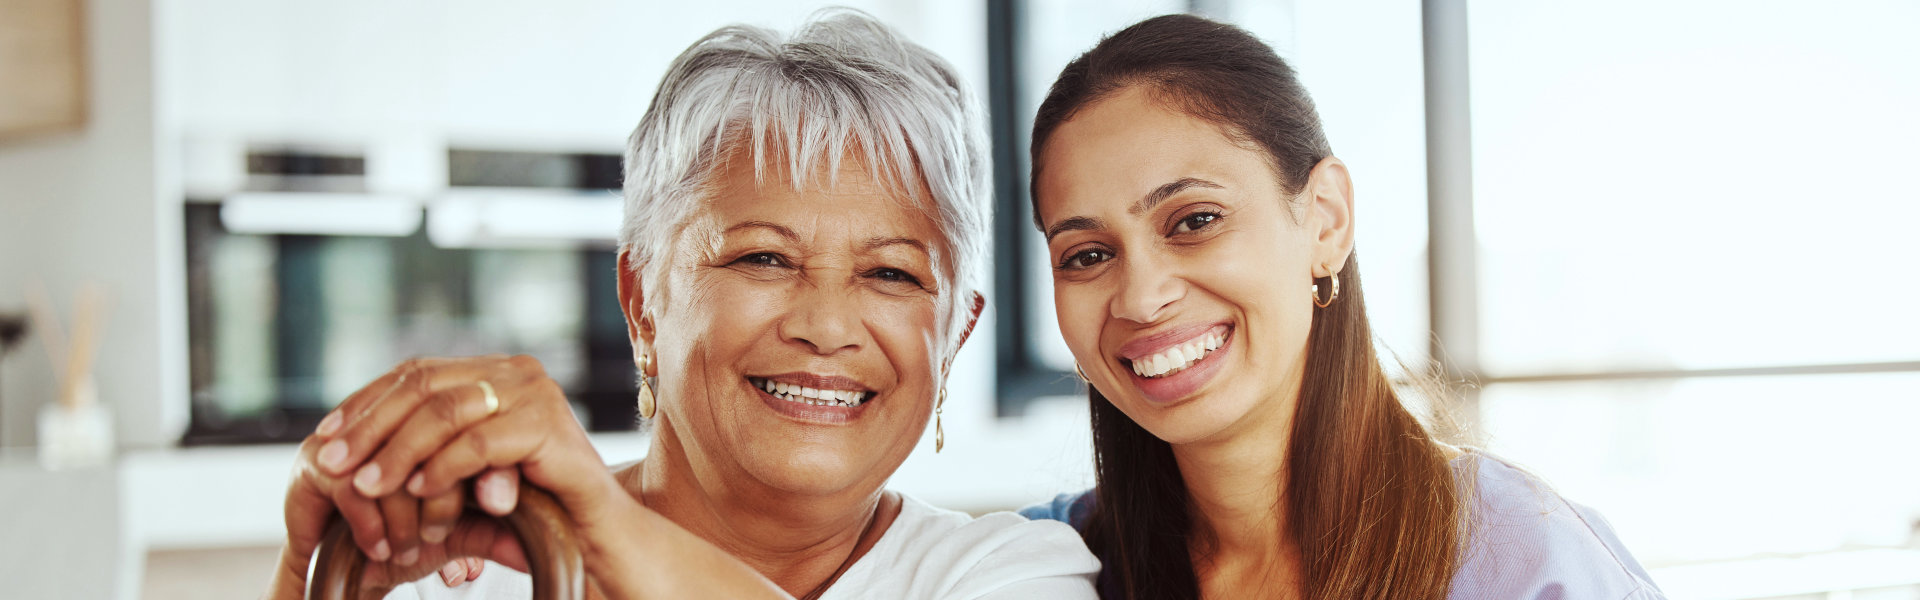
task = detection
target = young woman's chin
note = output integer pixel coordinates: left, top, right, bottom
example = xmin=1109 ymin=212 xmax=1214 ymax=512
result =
xmin=1108 ymin=366 xmax=1273 ymax=446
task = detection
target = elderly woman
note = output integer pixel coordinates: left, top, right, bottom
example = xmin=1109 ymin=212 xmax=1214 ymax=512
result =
xmin=261 ymin=11 xmax=1099 ymax=599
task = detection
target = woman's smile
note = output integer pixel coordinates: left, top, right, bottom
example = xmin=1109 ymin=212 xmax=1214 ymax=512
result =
xmin=747 ymin=373 xmax=878 ymax=425
xmin=1115 ymin=322 xmax=1234 ymax=405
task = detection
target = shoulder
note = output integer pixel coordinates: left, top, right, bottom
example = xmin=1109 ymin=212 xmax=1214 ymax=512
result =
xmin=1016 ymin=489 xmax=1096 ymax=532
xmin=1449 ymin=451 xmax=1667 ymax=600
xmin=827 ymin=492 xmax=1098 ymax=600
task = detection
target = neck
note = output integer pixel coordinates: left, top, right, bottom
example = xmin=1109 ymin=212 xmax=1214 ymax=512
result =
xmin=629 ymin=417 xmax=886 ymax=597
xmin=1171 ymin=370 xmax=1303 ymax=581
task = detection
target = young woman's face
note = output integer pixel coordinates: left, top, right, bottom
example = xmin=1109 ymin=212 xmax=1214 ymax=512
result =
xmin=1034 ymin=85 xmax=1352 ymax=445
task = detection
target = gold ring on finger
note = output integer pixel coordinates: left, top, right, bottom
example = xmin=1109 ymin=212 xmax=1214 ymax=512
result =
xmin=476 ymin=380 xmax=499 ymax=415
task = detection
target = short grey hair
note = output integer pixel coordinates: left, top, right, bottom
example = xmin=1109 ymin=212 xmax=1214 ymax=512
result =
xmin=619 ymin=9 xmax=990 ymax=346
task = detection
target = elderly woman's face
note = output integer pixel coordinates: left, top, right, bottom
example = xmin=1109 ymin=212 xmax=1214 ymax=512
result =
xmin=641 ymin=153 xmax=951 ymax=497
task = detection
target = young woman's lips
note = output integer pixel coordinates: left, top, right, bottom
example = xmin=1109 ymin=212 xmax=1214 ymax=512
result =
xmin=748 ymin=374 xmax=875 ymax=425
xmin=1121 ymin=325 xmax=1233 ymax=405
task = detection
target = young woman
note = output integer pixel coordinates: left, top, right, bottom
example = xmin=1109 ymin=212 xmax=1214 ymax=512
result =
xmin=1020 ymin=14 xmax=1666 ymax=600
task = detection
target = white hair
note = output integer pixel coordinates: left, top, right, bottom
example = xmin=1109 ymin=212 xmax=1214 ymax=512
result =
xmin=620 ymin=9 xmax=990 ymax=347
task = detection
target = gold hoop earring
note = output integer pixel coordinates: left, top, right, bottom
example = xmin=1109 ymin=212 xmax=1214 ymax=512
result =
xmin=934 ymin=386 xmax=946 ymax=453
xmin=636 ymin=354 xmax=657 ymax=420
xmin=1311 ymin=270 xmax=1340 ymax=308
xmin=1074 ymin=364 xmax=1090 ymax=383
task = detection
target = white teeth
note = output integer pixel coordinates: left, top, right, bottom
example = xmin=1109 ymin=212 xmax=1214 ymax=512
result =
xmin=1129 ymin=330 xmax=1227 ymax=379
xmin=750 ymin=378 xmax=869 ymax=407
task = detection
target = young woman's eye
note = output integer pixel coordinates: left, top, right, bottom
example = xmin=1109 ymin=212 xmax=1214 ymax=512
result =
xmin=733 ymin=252 xmax=787 ymax=268
xmin=1172 ymin=212 xmax=1220 ymax=234
xmin=1059 ymin=248 xmax=1113 ymax=271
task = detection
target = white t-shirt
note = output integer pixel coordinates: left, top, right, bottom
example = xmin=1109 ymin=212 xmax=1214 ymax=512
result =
xmin=390 ymin=493 xmax=1100 ymax=599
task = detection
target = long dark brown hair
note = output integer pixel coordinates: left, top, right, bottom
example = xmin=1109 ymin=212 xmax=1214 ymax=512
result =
xmin=1029 ymin=14 xmax=1465 ymax=600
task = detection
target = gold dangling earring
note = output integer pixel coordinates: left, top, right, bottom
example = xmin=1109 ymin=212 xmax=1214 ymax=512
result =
xmin=1311 ymin=265 xmax=1340 ymax=308
xmin=636 ymin=353 xmax=657 ymax=420
xmin=934 ymin=386 xmax=946 ymax=453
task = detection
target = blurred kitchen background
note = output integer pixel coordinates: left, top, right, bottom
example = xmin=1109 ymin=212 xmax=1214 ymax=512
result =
xmin=1 ymin=0 xmax=1916 ymax=598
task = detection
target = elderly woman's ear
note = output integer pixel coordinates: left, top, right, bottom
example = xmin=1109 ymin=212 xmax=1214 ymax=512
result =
xmin=953 ymin=291 xmax=986 ymax=360
xmin=615 ymin=250 xmax=656 ymax=359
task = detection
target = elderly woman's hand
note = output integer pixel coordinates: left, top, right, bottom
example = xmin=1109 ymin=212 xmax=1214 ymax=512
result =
xmin=311 ymin=355 xmax=628 ymax=532
xmin=292 ymin=354 xmax=656 ymax=596
xmin=265 ymin=421 xmax=532 ymax=599
xmin=271 ymin=354 xmax=793 ymax=599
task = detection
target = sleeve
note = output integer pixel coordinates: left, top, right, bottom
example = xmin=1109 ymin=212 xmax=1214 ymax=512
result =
xmin=1618 ymin=585 xmax=1669 ymax=600
xmin=389 ymin=563 xmax=532 ymax=600
xmin=940 ymin=516 xmax=1101 ymax=600
xmin=1015 ymin=489 xmax=1096 ymax=532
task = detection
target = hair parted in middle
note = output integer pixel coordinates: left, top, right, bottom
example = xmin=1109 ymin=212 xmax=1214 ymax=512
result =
xmin=1030 ymin=13 xmax=1468 ymax=600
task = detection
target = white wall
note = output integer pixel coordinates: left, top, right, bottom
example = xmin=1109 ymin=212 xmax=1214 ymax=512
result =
xmin=0 ymin=0 xmax=185 ymax=451
xmin=2 ymin=0 xmax=997 ymax=452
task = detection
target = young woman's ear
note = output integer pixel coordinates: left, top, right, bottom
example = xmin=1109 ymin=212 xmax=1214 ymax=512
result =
xmin=1306 ymin=156 xmax=1356 ymax=274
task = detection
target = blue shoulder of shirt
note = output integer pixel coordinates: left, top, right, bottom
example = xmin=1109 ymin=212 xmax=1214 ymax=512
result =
xmin=1018 ymin=489 xmax=1097 ymax=533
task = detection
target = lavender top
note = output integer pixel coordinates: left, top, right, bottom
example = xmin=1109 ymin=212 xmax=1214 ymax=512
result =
xmin=1019 ymin=452 xmax=1667 ymax=599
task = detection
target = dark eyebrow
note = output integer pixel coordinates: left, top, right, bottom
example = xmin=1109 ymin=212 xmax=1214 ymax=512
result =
xmin=724 ymin=220 xmax=799 ymax=240
xmin=1043 ymin=177 xmax=1223 ymax=241
xmin=864 ymin=236 xmax=928 ymax=254
xmin=1044 ymin=216 xmax=1103 ymax=242
xmin=1130 ymin=177 xmax=1225 ymax=216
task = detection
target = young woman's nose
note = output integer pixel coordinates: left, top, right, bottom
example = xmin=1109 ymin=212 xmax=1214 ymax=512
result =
xmin=1109 ymin=252 xmax=1185 ymax=324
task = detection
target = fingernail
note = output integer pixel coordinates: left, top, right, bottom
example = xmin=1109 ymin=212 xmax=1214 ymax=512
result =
xmin=483 ymin=475 xmax=513 ymax=514
xmin=316 ymin=411 xmax=343 ymax=436
xmin=395 ymin=546 xmax=420 ymax=566
xmin=353 ymin=463 xmax=382 ymax=495
xmin=421 ymin=525 xmax=449 ymax=544
xmin=440 ymin=562 xmax=466 ymax=586
xmin=319 ymin=440 xmax=349 ymax=473
xmin=370 ymin=539 xmax=391 ymax=562
xmin=407 ymin=472 xmax=425 ymax=496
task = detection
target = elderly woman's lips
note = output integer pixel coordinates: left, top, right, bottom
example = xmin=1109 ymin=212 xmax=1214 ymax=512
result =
xmin=748 ymin=376 xmax=872 ymax=408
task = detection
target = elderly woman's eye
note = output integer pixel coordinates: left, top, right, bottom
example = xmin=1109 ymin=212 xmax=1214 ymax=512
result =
xmin=1172 ymin=212 xmax=1220 ymax=234
xmin=734 ymin=252 xmax=788 ymax=268
xmin=867 ymin=267 xmax=923 ymax=286
xmin=1058 ymin=248 xmax=1113 ymax=271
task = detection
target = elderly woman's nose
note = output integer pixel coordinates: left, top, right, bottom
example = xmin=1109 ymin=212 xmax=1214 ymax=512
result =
xmin=779 ymin=283 xmax=867 ymax=355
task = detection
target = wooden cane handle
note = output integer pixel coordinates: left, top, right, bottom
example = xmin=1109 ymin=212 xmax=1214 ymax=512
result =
xmin=305 ymin=482 xmax=586 ymax=600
